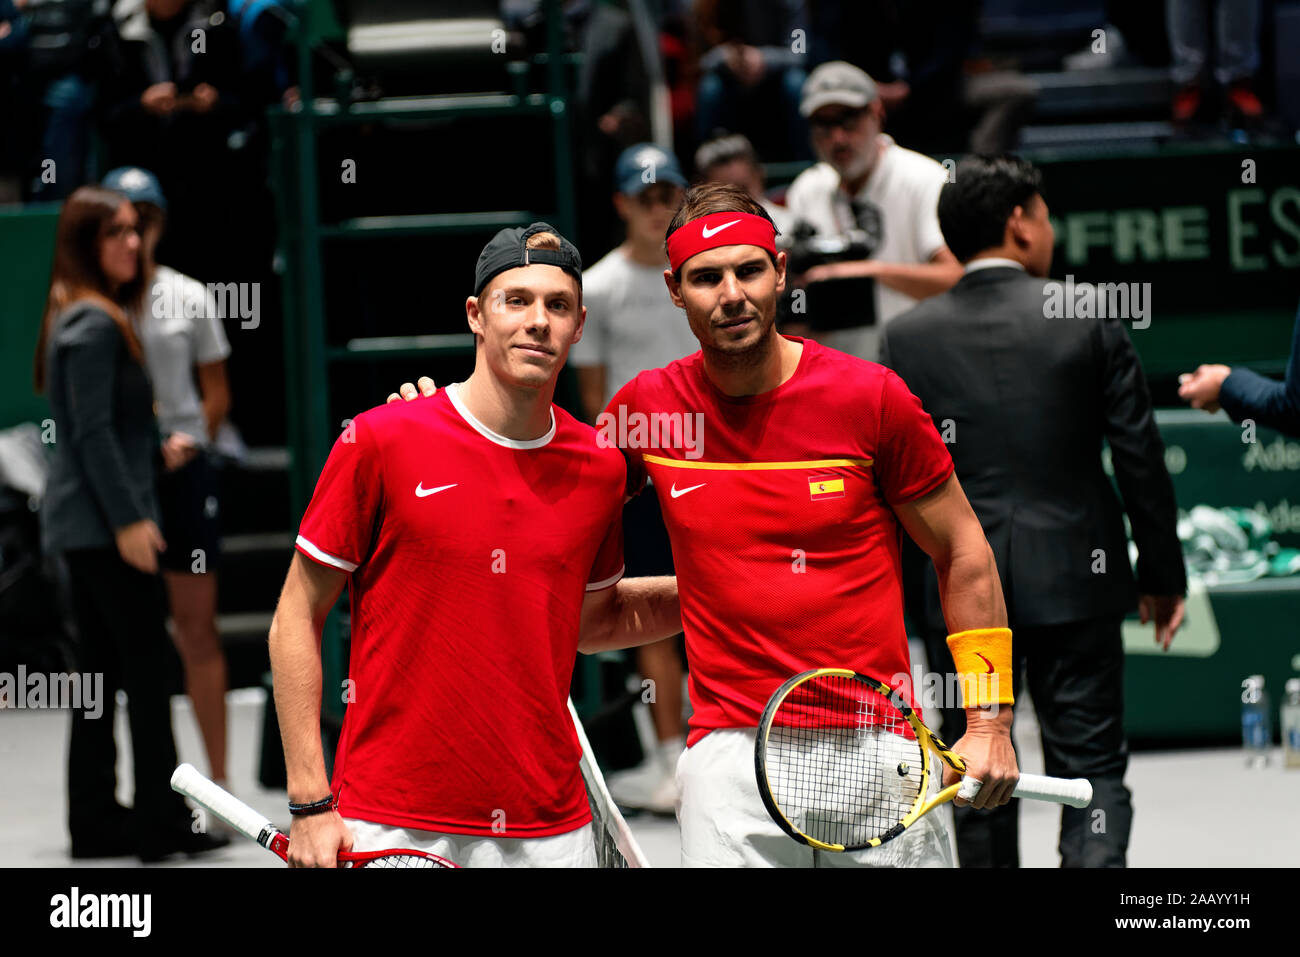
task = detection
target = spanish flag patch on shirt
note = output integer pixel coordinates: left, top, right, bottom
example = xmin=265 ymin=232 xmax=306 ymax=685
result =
xmin=808 ymin=475 xmax=845 ymax=500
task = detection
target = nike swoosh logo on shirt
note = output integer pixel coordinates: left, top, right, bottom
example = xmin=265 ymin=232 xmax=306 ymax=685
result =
xmin=670 ymin=482 xmax=706 ymax=499
xmin=700 ymin=219 xmax=741 ymax=238
xmin=415 ymin=483 xmax=457 ymax=498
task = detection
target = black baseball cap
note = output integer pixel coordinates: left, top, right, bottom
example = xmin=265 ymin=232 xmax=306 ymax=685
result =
xmin=474 ymin=222 xmax=582 ymax=297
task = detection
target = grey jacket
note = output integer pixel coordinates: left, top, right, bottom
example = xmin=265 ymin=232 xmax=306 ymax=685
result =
xmin=41 ymin=301 xmax=160 ymax=553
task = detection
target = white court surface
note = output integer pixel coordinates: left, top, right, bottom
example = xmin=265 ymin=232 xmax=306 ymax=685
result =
xmin=1 ymin=689 xmax=1297 ymax=868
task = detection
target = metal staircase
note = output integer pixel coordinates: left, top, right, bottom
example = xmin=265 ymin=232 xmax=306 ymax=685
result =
xmin=266 ymin=1 xmax=583 ymax=753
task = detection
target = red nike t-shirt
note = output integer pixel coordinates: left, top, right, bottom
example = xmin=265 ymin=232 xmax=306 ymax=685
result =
xmin=605 ymin=338 xmax=953 ymax=746
xmin=296 ymin=383 xmax=626 ymax=836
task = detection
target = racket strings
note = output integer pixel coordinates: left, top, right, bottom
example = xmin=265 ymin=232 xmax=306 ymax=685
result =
xmin=349 ymin=854 xmax=452 ymax=869
xmin=767 ymin=675 xmax=925 ymax=848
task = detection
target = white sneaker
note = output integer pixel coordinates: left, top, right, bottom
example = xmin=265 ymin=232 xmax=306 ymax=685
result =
xmin=608 ymin=760 xmax=660 ymax=806
xmin=643 ymin=769 xmax=680 ymax=816
xmin=607 ymin=738 xmax=682 ymax=815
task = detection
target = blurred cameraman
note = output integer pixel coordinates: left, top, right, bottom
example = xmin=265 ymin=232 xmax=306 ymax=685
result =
xmin=784 ymin=61 xmax=961 ymax=361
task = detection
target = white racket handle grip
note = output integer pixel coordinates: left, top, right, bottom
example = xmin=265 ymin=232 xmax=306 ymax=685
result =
xmin=1015 ymin=773 xmax=1093 ymax=807
xmin=959 ymin=773 xmax=1093 ymax=808
xmin=171 ymin=763 xmax=277 ymax=844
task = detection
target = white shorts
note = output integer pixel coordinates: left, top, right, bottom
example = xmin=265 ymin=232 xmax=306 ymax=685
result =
xmin=343 ymin=818 xmax=597 ymax=868
xmin=676 ymin=728 xmax=955 ymax=868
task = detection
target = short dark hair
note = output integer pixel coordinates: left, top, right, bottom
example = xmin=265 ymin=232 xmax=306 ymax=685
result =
xmin=665 ymin=182 xmax=778 ymax=278
xmin=938 ymin=155 xmax=1044 ymax=263
xmin=694 ymin=133 xmax=761 ymax=178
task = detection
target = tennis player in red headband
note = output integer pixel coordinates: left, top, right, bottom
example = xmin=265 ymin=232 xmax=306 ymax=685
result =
xmin=644 ymin=184 xmax=1019 ymax=868
xmin=617 ymin=184 xmax=1018 ymax=866
xmin=394 ymin=185 xmax=1020 ymax=867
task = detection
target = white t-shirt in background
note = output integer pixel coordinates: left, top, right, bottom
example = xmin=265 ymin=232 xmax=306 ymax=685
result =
xmin=140 ymin=264 xmax=232 ymax=444
xmin=568 ymin=247 xmax=700 ymax=408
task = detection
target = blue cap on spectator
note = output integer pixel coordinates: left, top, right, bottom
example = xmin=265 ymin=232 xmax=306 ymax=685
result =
xmin=101 ymin=167 xmax=167 ymax=210
xmin=614 ymin=144 xmax=688 ymax=196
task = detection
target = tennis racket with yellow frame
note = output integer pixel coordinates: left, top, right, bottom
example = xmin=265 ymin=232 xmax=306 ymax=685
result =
xmin=754 ymin=668 xmax=1093 ymax=852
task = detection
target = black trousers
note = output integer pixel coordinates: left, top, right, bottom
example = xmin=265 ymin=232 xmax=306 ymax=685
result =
xmin=921 ymin=613 xmax=1132 ymax=868
xmin=65 ymin=548 xmax=191 ymax=844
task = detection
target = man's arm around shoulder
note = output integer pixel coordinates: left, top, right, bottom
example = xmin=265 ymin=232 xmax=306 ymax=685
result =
xmin=579 ymin=576 xmax=680 ymax=654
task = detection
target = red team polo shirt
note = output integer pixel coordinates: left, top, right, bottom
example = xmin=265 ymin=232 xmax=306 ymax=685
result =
xmin=295 ymin=383 xmax=626 ymax=837
xmin=606 ymin=338 xmax=954 ymax=746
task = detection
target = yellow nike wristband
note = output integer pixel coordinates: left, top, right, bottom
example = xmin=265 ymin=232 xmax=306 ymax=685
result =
xmin=946 ymin=627 xmax=1014 ymax=707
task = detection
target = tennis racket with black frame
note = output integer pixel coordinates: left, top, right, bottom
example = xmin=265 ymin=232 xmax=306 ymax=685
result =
xmin=754 ymin=668 xmax=1093 ymax=852
xmin=170 ymin=764 xmax=459 ymax=868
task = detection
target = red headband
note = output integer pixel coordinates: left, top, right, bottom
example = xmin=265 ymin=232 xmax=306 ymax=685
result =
xmin=667 ymin=211 xmax=777 ymax=273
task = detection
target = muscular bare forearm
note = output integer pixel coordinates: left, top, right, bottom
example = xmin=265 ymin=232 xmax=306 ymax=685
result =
xmin=268 ymin=607 xmax=332 ymax=803
xmin=894 ymin=477 xmax=1013 ymax=729
xmin=579 ymin=575 xmax=681 ymax=653
xmin=935 ymin=540 xmax=1013 ymax=723
xmin=873 ymin=261 xmax=962 ymax=301
xmin=933 ymin=539 xmax=1007 ymax=634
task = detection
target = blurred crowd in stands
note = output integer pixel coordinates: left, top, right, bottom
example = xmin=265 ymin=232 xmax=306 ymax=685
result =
xmin=0 ymin=2 xmax=1287 ymax=212
xmin=0 ymin=0 xmax=293 ymax=205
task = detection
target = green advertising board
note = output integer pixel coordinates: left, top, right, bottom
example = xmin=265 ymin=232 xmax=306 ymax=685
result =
xmin=1112 ymin=408 xmax=1300 ymax=548
xmin=1121 ymin=410 xmax=1300 ymax=742
xmin=1034 ymin=144 xmax=1300 ymax=379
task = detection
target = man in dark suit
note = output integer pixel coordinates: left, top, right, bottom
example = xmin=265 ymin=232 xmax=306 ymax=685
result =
xmin=880 ymin=155 xmax=1187 ymax=867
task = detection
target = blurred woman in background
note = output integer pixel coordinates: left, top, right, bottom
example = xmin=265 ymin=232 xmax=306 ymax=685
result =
xmin=34 ymin=186 xmax=225 ymax=862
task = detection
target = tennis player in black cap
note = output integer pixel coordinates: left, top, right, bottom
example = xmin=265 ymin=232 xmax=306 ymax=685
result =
xmin=269 ymin=223 xmax=681 ymax=867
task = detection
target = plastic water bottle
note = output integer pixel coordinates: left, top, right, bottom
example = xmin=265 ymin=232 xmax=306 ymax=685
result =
xmin=1241 ymin=675 xmax=1271 ymax=769
xmin=1283 ymin=678 xmax=1300 ymax=770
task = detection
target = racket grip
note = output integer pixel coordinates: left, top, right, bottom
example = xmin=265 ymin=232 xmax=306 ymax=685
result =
xmin=1012 ymin=773 xmax=1093 ymax=808
xmin=171 ymin=763 xmax=276 ymax=843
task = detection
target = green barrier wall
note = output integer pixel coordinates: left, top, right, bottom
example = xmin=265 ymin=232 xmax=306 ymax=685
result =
xmin=0 ymin=204 xmax=57 ymax=430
